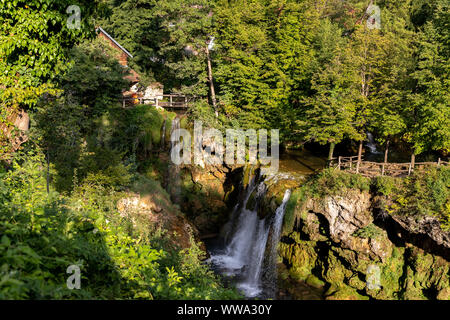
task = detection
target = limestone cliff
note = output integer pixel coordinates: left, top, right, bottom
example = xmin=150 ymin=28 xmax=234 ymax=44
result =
xmin=279 ymin=188 xmax=450 ymax=300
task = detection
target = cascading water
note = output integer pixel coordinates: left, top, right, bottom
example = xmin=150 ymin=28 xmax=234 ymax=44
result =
xmin=264 ymin=189 xmax=292 ymax=294
xmin=169 ymin=117 xmax=182 ymax=203
xmin=366 ymin=132 xmax=382 ymax=154
xmin=208 ymin=173 xmax=292 ymax=298
xmin=160 ymin=119 xmax=166 ymax=150
xmin=171 ymin=117 xmax=180 ymax=149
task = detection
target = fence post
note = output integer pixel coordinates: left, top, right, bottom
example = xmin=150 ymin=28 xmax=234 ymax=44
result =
xmin=437 ymin=158 xmax=441 ymax=167
xmin=338 ymin=156 xmax=341 ymax=170
xmin=381 ymin=163 xmax=385 ymax=176
xmin=170 ymin=95 xmax=173 ymax=107
xmin=408 ymin=163 xmax=412 ymax=176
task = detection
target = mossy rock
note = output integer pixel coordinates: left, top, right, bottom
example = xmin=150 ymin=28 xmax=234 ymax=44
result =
xmin=406 ymin=247 xmax=449 ymax=296
xmin=325 ymin=285 xmax=369 ymax=300
xmin=267 ymin=179 xmax=301 ymax=205
xmin=323 ymin=252 xmax=353 ymax=284
xmin=305 ymin=274 xmax=326 ymax=289
xmin=223 ymin=185 xmax=235 ymax=203
xmin=331 ymin=247 xmax=359 ymax=269
xmin=179 ymin=115 xmax=189 ymax=129
xmin=437 ymin=288 xmax=450 ymax=300
xmin=164 ymin=112 xmax=177 ymax=145
xmin=348 ymin=275 xmax=366 ymax=291
xmin=282 ymin=187 xmax=306 ymax=236
xmin=242 ymin=166 xmax=252 ymax=188
xmin=281 ymin=240 xmax=318 ymax=281
xmin=246 ymin=190 xmax=257 ymax=211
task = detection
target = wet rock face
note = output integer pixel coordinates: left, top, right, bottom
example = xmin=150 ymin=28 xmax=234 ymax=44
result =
xmin=279 ymin=188 xmax=450 ymax=300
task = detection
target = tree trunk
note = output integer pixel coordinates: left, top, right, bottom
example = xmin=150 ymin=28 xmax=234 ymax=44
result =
xmin=328 ymin=142 xmax=336 ymax=166
xmin=356 ymin=140 xmax=363 ymax=173
xmin=328 ymin=142 xmax=336 ymax=161
xmin=46 ymin=149 xmax=50 ymax=194
xmin=384 ymin=140 xmax=390 ymax=163
xmin=206 ymin=45 xmax=218 ymax=117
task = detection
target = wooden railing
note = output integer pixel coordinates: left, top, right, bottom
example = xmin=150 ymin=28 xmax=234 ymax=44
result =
xmin=122 ymin=94 xmax=191 ymax=109
xmin=330 ymin=156 xmax=448 ymax=177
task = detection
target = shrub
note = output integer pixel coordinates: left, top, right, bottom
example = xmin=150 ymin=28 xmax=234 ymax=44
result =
xmin=0 ymin=150 xmax=240 ymax=300
xmin=401 ymin=167 xmax=450 ymax=229
xmin=373 ymin=176 xmax=400 ymax=196
xmin=352 ymin=224 xmax=384 ymax=239
xmin=308 ymin=168 xmax=371 ymax=197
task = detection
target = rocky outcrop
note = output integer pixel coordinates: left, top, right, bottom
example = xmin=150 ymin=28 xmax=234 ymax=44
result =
xmin=117 ymin=193 xmax=200 ymax=250
xmin=279 ymin=188 xmax=450 ymax=300
xmin=0 ymin=107 xmax=29 ymax=160
xmin=166 ymin=164 xmax=240 ymax=236
xmin=307 ymin=190 xmax=372 ymax=243
xmin=390 ymin=215 xmax=450 ymax=249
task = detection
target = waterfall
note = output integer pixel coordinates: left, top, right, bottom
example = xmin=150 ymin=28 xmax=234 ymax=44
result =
xmin=366 ymin=132 xmax=382 ymax=154
xmin=264 ymin=189 xmax=292 ymax=294
xmin=169 ymin=117 xmax=181 ymax=203
xmin=160 ymin=119 xmax=166 ymax=150
xmin=208 ymin=173 xmax=292 ymax=298
xmin=171 ymin=117 xmax=180 ymax=150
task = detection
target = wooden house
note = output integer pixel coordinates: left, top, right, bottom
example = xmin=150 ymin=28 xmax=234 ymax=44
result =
xmin=96 ymin=26 xmax=168 ymax=106
xmin=96 ymin=26 xmax=140 ymax=85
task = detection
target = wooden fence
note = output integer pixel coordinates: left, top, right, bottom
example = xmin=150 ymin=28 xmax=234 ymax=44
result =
xmin=331 ymin=156 xmax=448 ymax=177
xmin=122 ymin=94 xmax=190 ymax=109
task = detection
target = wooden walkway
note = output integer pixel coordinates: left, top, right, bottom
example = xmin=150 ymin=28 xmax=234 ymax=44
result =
xmin=122 ymin=94 xmax=190 ymax=109
xmin=331 ymin=156 xmax=448 ymax=177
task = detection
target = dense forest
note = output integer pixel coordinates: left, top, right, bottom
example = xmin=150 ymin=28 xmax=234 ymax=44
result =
xmin=0 ymin=0 xmax=448 ymax=300
xmin=100 ymin=0 xmax=449 ymax=159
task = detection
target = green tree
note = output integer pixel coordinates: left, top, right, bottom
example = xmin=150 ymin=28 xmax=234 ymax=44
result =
xmin=102 ymin=0 xmax=216 ymax=103
xmin=408 ymin=0 xmax=450 ymax=157
xmin=296 ymin=18 xmax=355 ymax=159
xmin=33 ymin=38 xmax=131 ymax=191
xmin=0 ymin=0 xmax=101 ymax=108
xmin=0 ymin=0 xmax=102 ymax=159
xmin=369 ymin=1 xmax=416 ymax=162
xmin=213 ymin=0 xmax=320 ymax=135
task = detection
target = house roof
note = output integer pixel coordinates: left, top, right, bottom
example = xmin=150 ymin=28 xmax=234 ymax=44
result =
xmin=124 ymin=69 xmax=140 ymax=83
xmin=96 ymin=26 xmax=133 ymax=59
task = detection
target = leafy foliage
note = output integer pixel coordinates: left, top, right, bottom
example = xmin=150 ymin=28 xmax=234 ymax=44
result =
xmin=0 ymin=0 xmax=103 ymax=159
xmin=0 ymin=148 xmax=240 ymax=299
xmin=101 ymin=0 xmax=449 ymax=157
xmin=306 ymin=168 xmax=372 ymax=198
xmin=395 ymin=167 xmax=450 ymax=229
xmin=352 ymin=223 xmax=384 ymax=239
xmin=0 ymin=0 xmax=102 ymax=108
